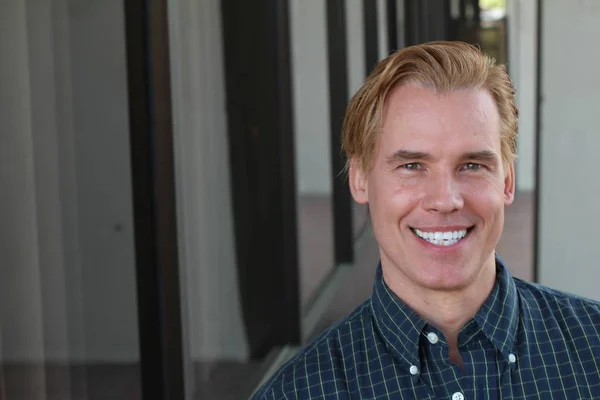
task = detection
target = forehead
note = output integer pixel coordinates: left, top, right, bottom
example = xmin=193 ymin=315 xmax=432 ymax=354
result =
xmin=380 ymin=85 xmax=501 ymax=152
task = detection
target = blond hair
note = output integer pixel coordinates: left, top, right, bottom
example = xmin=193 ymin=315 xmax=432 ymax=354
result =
xmin=342 ymin=41 xmax=518 ymax=172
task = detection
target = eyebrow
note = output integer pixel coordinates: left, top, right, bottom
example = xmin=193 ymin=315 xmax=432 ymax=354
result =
xmin=385 ymin=149 xmax=499 ymax=165
xmin=385 ymin=150 xmax=433 ymax=165
xmin=461 ymin=150 xmax=499 ymax=163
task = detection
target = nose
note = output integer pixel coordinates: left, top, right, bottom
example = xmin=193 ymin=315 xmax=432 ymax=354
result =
xmin=421 ymin=172 xmax=464 ymax=214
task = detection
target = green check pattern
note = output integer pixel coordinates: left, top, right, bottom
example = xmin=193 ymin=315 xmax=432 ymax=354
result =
xmin=252 ymin=256 xmax=600 ymax=399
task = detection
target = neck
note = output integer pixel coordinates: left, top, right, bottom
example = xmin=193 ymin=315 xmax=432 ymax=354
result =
xmin=382 ymin=254 xmax=497 ymax=351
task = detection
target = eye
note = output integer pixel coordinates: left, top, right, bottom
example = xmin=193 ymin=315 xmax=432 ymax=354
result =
xmin=401 ymin=162 xmax=422 ymax=170
xmin=461 ymin=162 xmax=483 ymax=171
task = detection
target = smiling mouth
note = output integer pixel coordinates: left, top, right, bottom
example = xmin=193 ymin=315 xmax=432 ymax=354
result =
xmin=411 ymin=227 xmax=473 ymax=247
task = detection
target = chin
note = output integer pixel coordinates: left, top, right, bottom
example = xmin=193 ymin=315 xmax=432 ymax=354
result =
xmin=419 ymin=276 xmax=473 ymax=292
xmin=411 ymin=257 xmax=478 ymax=291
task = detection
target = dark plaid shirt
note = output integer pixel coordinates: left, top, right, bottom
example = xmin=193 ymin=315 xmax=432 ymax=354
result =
xmin=252 ymin=256 xmax=600 ymax=399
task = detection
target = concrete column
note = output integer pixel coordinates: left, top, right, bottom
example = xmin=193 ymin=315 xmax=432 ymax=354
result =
xmin=507 ymin=0 xmax=537 ymax=191
xmin=538 ymin=0 xmax=600 ymax=300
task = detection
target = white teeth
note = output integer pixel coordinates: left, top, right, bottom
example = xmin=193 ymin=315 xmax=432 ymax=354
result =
xmin=412 ymin=228 xmax=468 ymax=246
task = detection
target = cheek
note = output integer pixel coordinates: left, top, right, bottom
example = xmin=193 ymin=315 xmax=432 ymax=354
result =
xmin=462 ymin=177 xmax=507 ymax=213
xmin=371 ymin=179 xmax=422 ymax=218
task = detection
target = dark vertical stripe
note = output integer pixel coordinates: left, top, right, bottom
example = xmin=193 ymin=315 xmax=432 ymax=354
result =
xmin=387 ymin=0 xmax=398 ymax=53
xmin=404 ymin=0 xmax=417 ymax=46
xmin=441 ymin=0 xmax=451 ymax=41
xmin=504 ymin=16 xmax=511 ymax=75
xmin=422 ymin=0 xmax=431 ymax=42
xmin=363 ymin=0 xmax=380 ymax=72
xmin=124 ymin=0 xmax=184 ymax=398
xmin=533 ymin=0 xmax=543 ymax=283
xmin=327 ymin=0 xmax=354 ymax=264
xmin=220 ymin=0 xmax=300 ymax=356
xmin=275 ymin=0 xmax=301 ymax=345
xmin=459 ymin=0 xmax=467 ymax=22
xmin=473 ymin=0 xmax=481 ymax=27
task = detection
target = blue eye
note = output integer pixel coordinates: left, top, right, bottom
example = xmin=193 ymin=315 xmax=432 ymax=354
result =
xmin=462 ymin=163 xmax=482 ymax=170
xmin=401 ymin=163 xmax=422 ymax=170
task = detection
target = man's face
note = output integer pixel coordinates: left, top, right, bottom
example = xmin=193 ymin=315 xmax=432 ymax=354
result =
xmin=350 ymin=85 xmax=514 ymax=292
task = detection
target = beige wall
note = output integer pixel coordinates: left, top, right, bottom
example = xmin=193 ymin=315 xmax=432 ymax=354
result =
xmin=507 ymin=0 xmax=537 ymax=191
xmin=538 ymin=0 xmax=600 ymax=300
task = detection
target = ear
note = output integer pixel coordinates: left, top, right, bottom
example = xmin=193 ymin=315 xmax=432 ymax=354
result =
xmin=349 ymin=157 xmax=369 ymax=204
xmin=504 ymin=161 xmax=515 ymax=205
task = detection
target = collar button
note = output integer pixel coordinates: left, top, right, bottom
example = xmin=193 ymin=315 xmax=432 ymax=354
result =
xmin=426 ymin=332 xmax=439 ymax=344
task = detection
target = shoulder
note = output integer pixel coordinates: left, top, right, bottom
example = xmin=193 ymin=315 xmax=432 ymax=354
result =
xmin=250 ymin=299 xmax=372 ymax=399
xmin=514 ymin=277 xmax=600 ymax=327
xmin=515 ymin=277 xmax=600 ymax=309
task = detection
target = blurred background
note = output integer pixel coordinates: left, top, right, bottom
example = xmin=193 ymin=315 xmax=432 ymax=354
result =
xmin=0 ymin=0 xmax=595 ymax=398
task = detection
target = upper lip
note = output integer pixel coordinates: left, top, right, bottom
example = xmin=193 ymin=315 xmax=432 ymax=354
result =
xmin=411 ymin=226 xmax=473 ymax=232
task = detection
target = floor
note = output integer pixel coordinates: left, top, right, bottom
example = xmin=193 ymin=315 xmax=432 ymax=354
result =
xmin=194 ymin=360 xmax=268 ymax=400
xmin=495 ymin=190 xmax=535 ymax=281
xmin=0 ymin=363 xmax=141 ymax=400
xmin=0 ymin=361 xmax=264 ymax=400
xmin=298 ymin=195 xmax=369 ymax=310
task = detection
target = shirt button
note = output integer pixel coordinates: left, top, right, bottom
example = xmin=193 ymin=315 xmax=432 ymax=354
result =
xmin=452 ymin=392 xmax=464 ymax=400
xmin=509 ymin=353 xmax=516 ymax=363
xmin=426 ymin=332 xmax=439 ymax=344
xmin=409 ymin=365 xmax=419 ymax=375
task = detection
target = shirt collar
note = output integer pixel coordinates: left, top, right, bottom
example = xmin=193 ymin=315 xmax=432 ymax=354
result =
xmin=472 ymin=254 xmax=519 ymax=361
xmin=369 ymin=263 xmax=427 ymax=367
xmin=369 ymin=254 xmax=519 ymax=367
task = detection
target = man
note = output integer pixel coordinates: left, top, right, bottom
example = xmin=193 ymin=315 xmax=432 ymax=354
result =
xmin=252 ymin=41 xmax=600 ymax=399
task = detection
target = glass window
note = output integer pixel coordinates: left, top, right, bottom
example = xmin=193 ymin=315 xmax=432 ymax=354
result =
xmin=0 ymin=1 xmax=141 ymax=399
xmin=290 ymin=0 xmax=336 ymax=312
